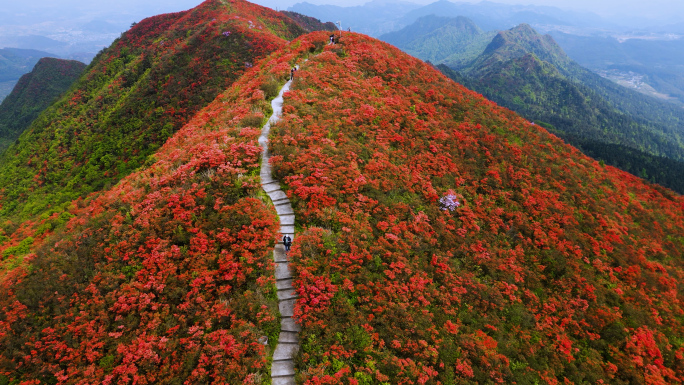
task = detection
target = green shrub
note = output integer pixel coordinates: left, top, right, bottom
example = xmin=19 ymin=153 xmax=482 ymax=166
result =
xmin=2 ymin=236 xmax=34 ymax=258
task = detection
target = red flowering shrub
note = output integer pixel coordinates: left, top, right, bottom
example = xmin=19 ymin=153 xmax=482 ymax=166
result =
xmin=0 ymin=27 xmax=322 ymax=384
xmin=2 ymin=14 xmax=684 ymax=384
xmin=268 ymin=33 xmax=684 ymax=384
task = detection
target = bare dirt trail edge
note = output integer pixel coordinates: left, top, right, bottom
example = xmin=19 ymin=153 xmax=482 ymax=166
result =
xmin=259 ymin=78 xmax=300 ymax=385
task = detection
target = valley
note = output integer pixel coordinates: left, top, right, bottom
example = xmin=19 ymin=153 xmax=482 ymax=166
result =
xmin=596 ymin=68 xmax=680 ymax=103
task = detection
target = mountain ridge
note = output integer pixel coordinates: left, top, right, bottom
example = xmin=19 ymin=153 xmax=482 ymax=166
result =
xmin=0 ymin=0 xmax=308 ymax=221
xmin=0 ymin=57 xmax=85 ymax=154
xmin=386 ymin=16 xmax=684 ymax=191
xmin=380 ymin=15 xmax=495 ymax=65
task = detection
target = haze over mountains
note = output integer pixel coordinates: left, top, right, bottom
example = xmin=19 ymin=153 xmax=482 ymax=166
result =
xmin=381 ymin=14 xmax=684 ymax=192
xmin=289 ymin=0 xmax=684 ymax=106
xmin=0 ymin=0 xmax=204 ymax=62
xmin=0 ymin=0 xmax=683 ymax=384
xmin=4 ymin=0 xmax=683 ymax=106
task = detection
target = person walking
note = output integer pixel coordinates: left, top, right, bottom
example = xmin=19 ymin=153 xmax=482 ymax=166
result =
xmin=329 ymin=34 xmax=335 ymax=45
xmin=283 ymin=235 xmax=292 ymax=252
xmin=290 ymin=67 xmax=295 ymax=81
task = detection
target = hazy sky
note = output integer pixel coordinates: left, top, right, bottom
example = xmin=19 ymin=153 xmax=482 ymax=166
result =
xmin=3 ymin=0 xmax=683 ymax=26
xmin=251 ymin=0 xmax=683 ymax=20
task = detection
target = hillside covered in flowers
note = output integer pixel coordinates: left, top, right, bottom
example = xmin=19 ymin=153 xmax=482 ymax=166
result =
xmin=270 ymin=33 xmax=684 ymax=384
xmin=0 ymin=1 xmax=683 ymax=384
xmin=0 ymin=19 xmax=324 ymax=384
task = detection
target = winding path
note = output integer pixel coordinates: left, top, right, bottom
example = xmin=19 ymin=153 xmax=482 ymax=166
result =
xmin=259 ymin=79 xmax=300 ymax=385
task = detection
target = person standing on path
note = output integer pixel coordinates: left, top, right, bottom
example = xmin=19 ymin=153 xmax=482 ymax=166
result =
xmin=329 ymin=34 xmax=335 ymax=45
xmin=290 ymin=67 xmax=295 ymax=81
xmin=283 ymin=235 xmax=292 ymax=252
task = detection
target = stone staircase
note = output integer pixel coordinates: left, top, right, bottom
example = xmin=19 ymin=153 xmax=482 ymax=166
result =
xmin=258 ymin=78 xmax=300 ymax=385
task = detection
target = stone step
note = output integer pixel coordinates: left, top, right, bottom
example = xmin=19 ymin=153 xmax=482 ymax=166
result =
xmin=277 ymin=288 xmax=298 ymax=301
xmin=280 ymin=214 xmax=295 ymax=226
xmin=275 ymin=263 xmax=292 ymax=281
xmin=276 ymin=278 xmax=293 ymax=291
xmin=261 ymin=174 xmax=275 ymax=185
xmin=272 ymin=196 xmax=289 ymax=203
xmin=281 ymin=317 xmax=301 ymax=333
xmin=263 ymin=182 xmax=281 ymax=193
xmin=273 ymin=247 xmax=288 ymax=263
xmin=278 ymin=330 xmax=299 ymax=344
xmin=274 ymin=200 xmax=292 ymax=208
xmin=271 ymin=360 xmax=295 ymax=377
xmin=272 ymin=376 xmax=296 ymax=385
xmin=279 ymin=298 xmax=296 ymax=317
xmin=261 ymin=122 xmax=272 ymax=135
xmin=275 ymin=204 xmax=294 ymax=217
xmin=268 ymin=190 xmax=288 ymax=202
xmin=272 ymin=200 xmax=290 ymax=209
xmin=273 ymin=343 xmax=299 ymax=361
xmin=280 ymin=225 xmax=295 ymax=235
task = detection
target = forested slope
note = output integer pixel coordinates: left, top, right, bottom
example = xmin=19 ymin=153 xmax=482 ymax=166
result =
xmin=379 ymin=15 xmax=495 ymax=67
xmin=269 ymin=33 xmax=684 ymax=384
xmin=0 ymin=48 xmax=57 ymax=101
xmin=0 ymin=57 xmax=85 ymax=154
xmin=0 ymin=18 xmax=326 ymax=385
xmin=440 ymin=24 xmax=684 ymax=193
xmin=282 ymin=11 xmax=337 ymax=32
xmin=0 ymin=0 xmax=307 ymax=220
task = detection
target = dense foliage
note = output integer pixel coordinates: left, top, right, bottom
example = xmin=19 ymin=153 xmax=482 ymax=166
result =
xmin=379 ymin=15 xmax=496 ymax=68
xmin=0 ymin=57 xmax=86 ymax=154
xmin=0 ymin=0 xmax=307 ymax=220
xmin=268 ymin=32 xmax=684 ymax=384
xmin=571 ymin=139 xmax=684 ymax=194
xmin=414 ymin=23 xmax=684 ymax=193
xmin=0 ymin=24 xmax=324 ymax=384
xmin=442 ymin=55 xmax=684 ymax=193
xmin=282 ymin=11 xmax=338 ymax=33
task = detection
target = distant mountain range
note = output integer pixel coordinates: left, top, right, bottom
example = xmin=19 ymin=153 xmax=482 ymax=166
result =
xmin=397 ymin=0 xmax=607 ymax=32
xmin=282 ymin=11 xmax=338 ymax=32
xmin=0 ymin=57 xmax=85 ymax=154
xmin=289 ymin=0 xmax=608 ymax=36
xmin=288 ymin=0 xmax=422 ymax=36
xmin=383 ymin=16 xmax=684 ymax=192
xmin=381 ymin=15 xmax=495 ymax=67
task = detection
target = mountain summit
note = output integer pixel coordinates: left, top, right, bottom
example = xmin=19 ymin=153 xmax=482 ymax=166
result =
xmin=428 ymin=21 xmax=684 ymax=192
xmin=381 ymin=15 xmax=493 ymax=65
xmin=0 ymin=57 xmax=85 ymax=153
xmin=470 ymin=23 xmax=570 ymax=74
